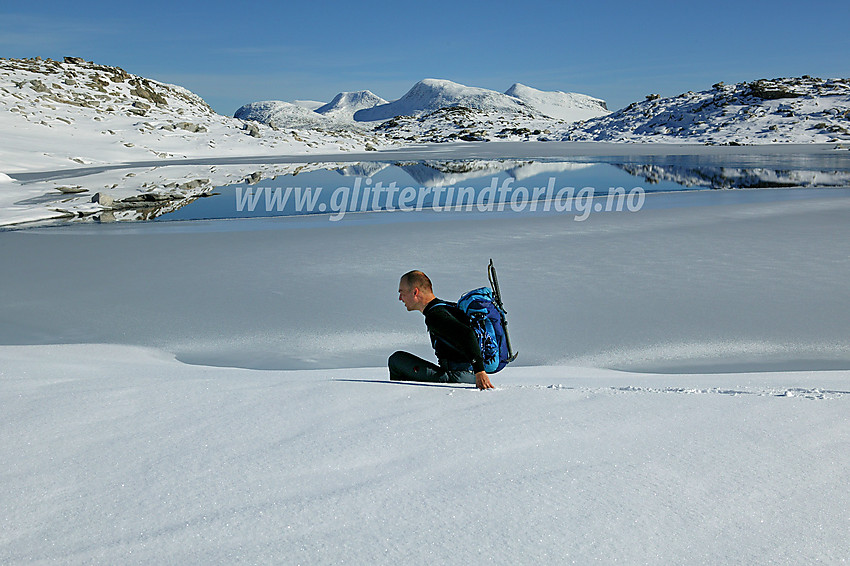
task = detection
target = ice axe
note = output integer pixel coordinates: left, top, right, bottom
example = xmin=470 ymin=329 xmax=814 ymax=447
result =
xmin=488 ymin=258 xmax=518 ymax=363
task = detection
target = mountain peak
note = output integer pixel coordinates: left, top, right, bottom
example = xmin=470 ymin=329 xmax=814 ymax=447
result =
xmin=315 ymin=90 xmax=388 ymax=118
xmin=353 ymin=79 xmax=532 ymax=122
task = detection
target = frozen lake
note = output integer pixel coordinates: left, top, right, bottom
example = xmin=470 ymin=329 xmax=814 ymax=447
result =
xmin=7 ymin=142 xmax=850 ymax=226
xmin=4 ymin=167 xmax=850 ymax=374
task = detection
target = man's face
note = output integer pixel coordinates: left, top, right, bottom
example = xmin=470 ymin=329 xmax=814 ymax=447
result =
xmin=398 ymin=281 xmax=417 ymax=311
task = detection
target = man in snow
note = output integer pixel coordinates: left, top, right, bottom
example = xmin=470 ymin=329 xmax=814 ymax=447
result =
xmin=389 ymin=270 xmax=495 ymax=390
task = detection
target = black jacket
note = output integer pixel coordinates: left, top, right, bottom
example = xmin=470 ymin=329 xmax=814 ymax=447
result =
xmin=423 ymin=298 xmax=485 ymax=373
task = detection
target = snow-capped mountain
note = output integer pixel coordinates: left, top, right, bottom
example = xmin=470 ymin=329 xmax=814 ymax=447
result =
xmin=353 ymin=79 xmax=537 ymax=121
xmin=566 ymin=77 xmax=850 ymax=144
xmin=315 ymin=90 xmax=388 ymax=119
xmin=235 ymin=78 xmax=611 ymax=141
xmin=360 ymin=80 xmax=611 ymax=142
xmin=350 ymin=79 xmax=609 ymax=123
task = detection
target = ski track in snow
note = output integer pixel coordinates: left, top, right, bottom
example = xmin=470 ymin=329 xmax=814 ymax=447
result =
xmin=382 ymin=381 xmax=850 ymax=400
xmin=507 ymin=384 xmax=850 ymax=399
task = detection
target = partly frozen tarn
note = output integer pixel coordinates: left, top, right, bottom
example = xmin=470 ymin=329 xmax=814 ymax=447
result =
xmin=11 ymin=142 xmax=850 ymax=185
xmin=3 ymin=186 xmax=850 ymax=373
xmin=3 ymin=141 xmax=850 ymax=227
xmin=1 ymin=343 xmax=849 ymax=565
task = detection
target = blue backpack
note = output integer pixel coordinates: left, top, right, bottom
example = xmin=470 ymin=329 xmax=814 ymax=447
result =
xmin=457 ymin=287 xmax=515 ymax=373
xmin=430 ymin=260 xmax=517 ymax=374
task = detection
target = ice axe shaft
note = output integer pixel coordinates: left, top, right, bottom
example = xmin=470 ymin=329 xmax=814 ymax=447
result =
xmin=488 ymin=259 xmax=517 ymax=362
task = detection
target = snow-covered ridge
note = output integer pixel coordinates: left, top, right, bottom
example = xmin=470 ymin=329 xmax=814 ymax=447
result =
xmin=234 ymin=100 xmax=344 ymax=130
xmin=566 ymin=77 xmax=850 ymax=144
xmin=234 ymin=90 xmax=389 ymax=129
xmin=505 ymin=82 xmax=608 ymax=121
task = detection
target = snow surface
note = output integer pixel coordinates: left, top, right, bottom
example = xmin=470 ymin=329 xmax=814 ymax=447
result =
xmin=3 ymin=188 xmax=850 ymax=564
xmin=3 ymin=344 xmax=850 ymax=565
xmin=290 ymin=99 xmax=325 ymax=111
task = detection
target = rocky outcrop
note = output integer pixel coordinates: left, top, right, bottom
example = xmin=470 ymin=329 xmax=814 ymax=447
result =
xmin=566 ymin=76 xmax=850 ymax=144
xmin=0 ymin=57 xmax=215 ymax=118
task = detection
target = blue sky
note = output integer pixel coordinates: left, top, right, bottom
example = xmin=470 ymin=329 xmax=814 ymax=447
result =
xmin=2 ymin=0 xmax=848 ymax=115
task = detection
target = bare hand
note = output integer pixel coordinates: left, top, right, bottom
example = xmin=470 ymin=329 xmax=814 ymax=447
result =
xmin=475 ymin=371 xmax=495 ymax=390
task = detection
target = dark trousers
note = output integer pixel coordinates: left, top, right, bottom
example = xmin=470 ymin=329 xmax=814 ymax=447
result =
xmin=388 ymin=351 xmax=476 ymax=384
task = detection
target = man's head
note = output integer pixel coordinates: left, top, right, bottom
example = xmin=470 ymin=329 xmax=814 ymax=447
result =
xmin=398 ymin=270 xmax=435 ymax=312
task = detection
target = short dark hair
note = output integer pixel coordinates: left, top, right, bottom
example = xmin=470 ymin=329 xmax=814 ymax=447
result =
xmin=400 ymin=270 xmax=432 ymax=292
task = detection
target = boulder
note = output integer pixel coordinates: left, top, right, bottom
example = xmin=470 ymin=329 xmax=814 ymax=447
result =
xmin=91 ymin=192 xmax=114 ymax=207
xmin=243 ymin=122 xmax=261 ymax=138
xmin=175 ymin=122 xmax=208 ymax=133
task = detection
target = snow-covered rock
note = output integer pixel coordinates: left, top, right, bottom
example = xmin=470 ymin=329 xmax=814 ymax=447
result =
xmin=505 ymin=82 xmax=609 ymax=121
xmin=566 ymin=77 xmax=850 ymax=144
